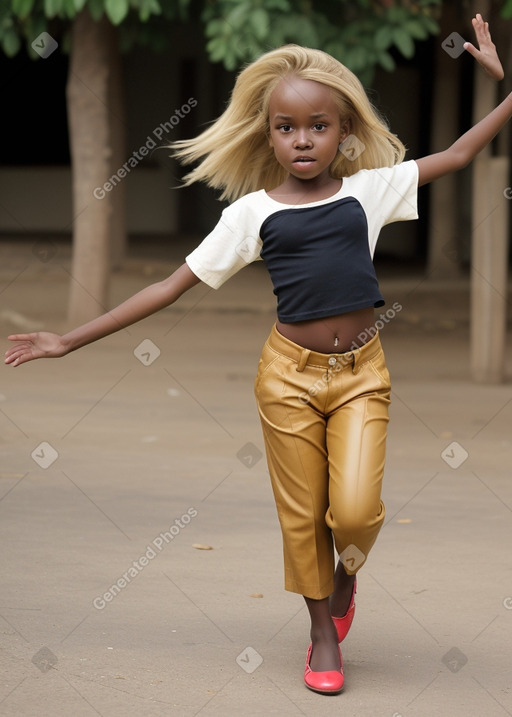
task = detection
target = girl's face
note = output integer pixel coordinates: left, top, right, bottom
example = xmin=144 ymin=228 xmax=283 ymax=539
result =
xmin=268 ymin=76 xmax=349 ymax=183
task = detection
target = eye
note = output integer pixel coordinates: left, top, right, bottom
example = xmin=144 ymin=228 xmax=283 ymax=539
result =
xmin=313 ymin=123 xmax=327 ymax=131
xmin=278 ymin=124 xmax=292 ymax=133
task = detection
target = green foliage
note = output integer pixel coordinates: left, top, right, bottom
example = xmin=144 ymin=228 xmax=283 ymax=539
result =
xmin=0 ymin=0 xmax=445 ymax=82
xmin=0 ymin=0 xmax=185 ymax=57
xmin=201 ymin=0 xmax=442 ymax=83
xmin=502 ymin=0 xmax=512 ymax=19
xmin=1 ymin=3 xmax=46 ymax=56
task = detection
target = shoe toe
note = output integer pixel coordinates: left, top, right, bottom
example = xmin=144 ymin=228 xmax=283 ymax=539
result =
xmin=304 ymin=669 xmax=344 ymax=694
xmin=304 ymin=643 xmax=344 ymax=695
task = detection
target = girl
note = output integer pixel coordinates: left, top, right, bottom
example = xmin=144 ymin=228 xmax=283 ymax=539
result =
xmin=5 ymin=14 xmax=509 ymax=696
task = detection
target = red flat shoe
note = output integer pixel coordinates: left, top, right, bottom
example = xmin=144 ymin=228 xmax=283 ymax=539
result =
xmin=332 ymin=577 xmax=357 ymax=643
xmin=304 ymin=642 xmax=344 ymax=695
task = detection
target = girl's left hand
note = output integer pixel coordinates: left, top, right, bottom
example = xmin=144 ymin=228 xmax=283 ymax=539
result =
xmin=464 ymin=13 xmax=504 ymax=81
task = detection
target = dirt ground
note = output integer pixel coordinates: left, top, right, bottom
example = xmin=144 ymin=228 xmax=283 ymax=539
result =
xmin=1 ymin=237 xmax=512 ymax=717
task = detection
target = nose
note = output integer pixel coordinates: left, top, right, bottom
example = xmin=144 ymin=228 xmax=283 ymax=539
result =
xmin=293 ymin=129 xmax=312 ymax=148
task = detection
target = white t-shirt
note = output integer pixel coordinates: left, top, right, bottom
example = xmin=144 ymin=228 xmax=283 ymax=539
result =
xmin=186 ymin=160 xmax=419 ymax=321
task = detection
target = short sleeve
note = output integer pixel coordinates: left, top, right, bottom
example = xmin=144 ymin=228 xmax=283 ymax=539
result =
xmin=376 ymin=160 xmax=419 ymax=223
xmin=363 ymin=160 xmax=419 ymax=255
xmin=185 ymin=196 xmax=263 ymax=289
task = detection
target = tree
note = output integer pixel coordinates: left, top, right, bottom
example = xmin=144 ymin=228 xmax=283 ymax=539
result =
xmin=1 ymin=0 xmax=444 ymax=325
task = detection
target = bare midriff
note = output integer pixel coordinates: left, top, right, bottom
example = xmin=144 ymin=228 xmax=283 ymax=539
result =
xmin=276 ymin=306 xmax=376 ymax=353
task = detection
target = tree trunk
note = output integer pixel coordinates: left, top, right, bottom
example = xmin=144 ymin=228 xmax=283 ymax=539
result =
xmin=66 ymin=9 xmax=112 ymax=326
xmin=469 ymin=0 xmax=509 ymax=383
xmin=426 ymin=4 xmax=462 ymax=279
xmin=106 ymin=23 xmax=127 ymax=270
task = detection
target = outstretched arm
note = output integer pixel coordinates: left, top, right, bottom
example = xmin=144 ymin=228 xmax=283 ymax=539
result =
xmin=416 ymin=13 xmax=509 ymax=187
xmin=5 ymin=262 xmax=201 ymax=367
xmin=416 ymin=93 xmax=512 ymax=186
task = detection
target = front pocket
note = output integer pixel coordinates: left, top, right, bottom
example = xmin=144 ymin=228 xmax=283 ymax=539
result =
xmin=254 ymin=347 xmax=281 ymax=395
xmin=366 ymin=350 xmax=391 ymax=388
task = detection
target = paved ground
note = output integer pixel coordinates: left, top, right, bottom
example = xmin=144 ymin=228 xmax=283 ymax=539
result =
xmin=1 ymin=237 xmax=512 ymax=717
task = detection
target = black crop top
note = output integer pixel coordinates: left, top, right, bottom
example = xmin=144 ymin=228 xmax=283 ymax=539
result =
xmin=259 ymin=197 xmax=384 ymax=321
xmin=186 ymin=160 xmax=419 ymax=322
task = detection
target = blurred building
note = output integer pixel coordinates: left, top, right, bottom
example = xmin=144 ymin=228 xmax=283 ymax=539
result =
xmin=0 ymin=10 xmax=509 ymax=273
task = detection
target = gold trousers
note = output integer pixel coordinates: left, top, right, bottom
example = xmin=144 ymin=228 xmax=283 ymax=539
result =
xmin=254 ymin=324 xmax=391 ymax=600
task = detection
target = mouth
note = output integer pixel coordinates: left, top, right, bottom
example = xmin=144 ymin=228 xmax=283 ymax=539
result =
xmin=292 ymin=156 xmax=316 ymax=170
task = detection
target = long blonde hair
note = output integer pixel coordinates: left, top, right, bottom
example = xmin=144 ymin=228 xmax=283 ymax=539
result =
xmin=169 ymin=44 xmax=406 ymax=202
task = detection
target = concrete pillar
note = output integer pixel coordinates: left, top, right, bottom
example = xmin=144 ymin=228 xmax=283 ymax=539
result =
xmin=470 ymin=155 xmax=510 ymax=383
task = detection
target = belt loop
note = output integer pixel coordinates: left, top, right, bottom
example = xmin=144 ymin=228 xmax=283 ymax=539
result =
xmin=296 ymin=348 xmax=310 ymax=372
xmin=351 ymin=348 xmax=360 ymax=374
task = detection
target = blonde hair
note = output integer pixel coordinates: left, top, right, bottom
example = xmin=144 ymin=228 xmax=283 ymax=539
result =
xmin=169 ymin=44 xmax=406 ymax=202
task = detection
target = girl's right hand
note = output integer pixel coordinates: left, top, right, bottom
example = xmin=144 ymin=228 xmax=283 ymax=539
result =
xmin=4 ymin=332 xmax=69 ymax=367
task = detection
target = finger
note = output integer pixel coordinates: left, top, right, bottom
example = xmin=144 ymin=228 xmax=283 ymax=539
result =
xmin=463 ymin=41 xmax=479 ymax=59
xmin=5 ymin=350 xmax=33 ymax=366
xmin=7 ymin=333 xmax=35 ymax=342
xmin=5 ymin=348 xmax=24 ymax=364
xmin=472 ymin=22 xmax=486 ymax=46
xmin=474 ymin=13 xmax=487 ymax=31
xmin=5 ymin=342 xmax=32 ymax=358
xmin=471 ymin=15 xmax=491 ymax=42
xmin=5 ymin=352 xmax=21 ymax=366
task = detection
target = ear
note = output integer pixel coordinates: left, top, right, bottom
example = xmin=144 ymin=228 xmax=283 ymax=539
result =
xmin=339 ymin=119 xmax=351 ymax=144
